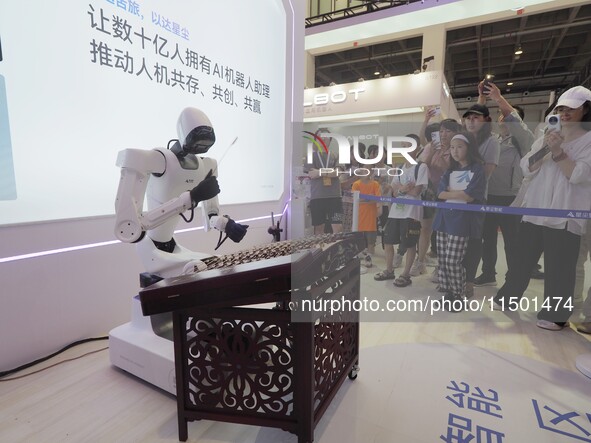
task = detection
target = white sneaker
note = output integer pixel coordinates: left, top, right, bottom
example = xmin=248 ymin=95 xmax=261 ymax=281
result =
xmin=430 ymin=266 xmax=439 ymax=283
xmin=536 ymin=320 xmax=564 ymax=331
xmin=409 ymin=259 xmax=427 ymax=276
xmin=363 ymin=254 xmax=373 ymax=268
xmin=393 ymin=253 xmax=403 ymax=268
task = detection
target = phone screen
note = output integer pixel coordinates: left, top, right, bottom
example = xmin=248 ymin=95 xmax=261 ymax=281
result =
xmin=528 ymin=146 xmax=550 ymax=167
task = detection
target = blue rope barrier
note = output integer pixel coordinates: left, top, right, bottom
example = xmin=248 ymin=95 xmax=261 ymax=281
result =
xmin=348 ymin=192 xmax=591 ymax=220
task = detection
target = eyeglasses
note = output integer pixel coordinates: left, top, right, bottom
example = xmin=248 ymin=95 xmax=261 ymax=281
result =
xmin=554 ymin=105 xmax=583 ymax=115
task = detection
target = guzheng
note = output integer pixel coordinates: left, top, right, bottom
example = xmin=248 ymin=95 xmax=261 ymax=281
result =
xmin=140 ymin=232 xmax=365 ymax=315
xmin=138 ymin=231 xmax=364 ymax=443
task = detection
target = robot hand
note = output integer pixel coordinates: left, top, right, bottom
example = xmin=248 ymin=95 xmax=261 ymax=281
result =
xmin=224 ymin=217 xmax=248 ymax=243
xmin=189 ymin=169 xmax=220 ymax=206
xmin=181 ymin=259 xmax=208 ymax=275
xmin=211 ymin=215 xmax=248 ymax=243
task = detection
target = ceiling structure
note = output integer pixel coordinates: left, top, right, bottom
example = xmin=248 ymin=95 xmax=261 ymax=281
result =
xmin=310 ymin=3 xmax=591 ymax=102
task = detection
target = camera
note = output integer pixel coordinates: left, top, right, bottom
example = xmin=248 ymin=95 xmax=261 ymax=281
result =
xmin=546 ymin=114 xmax=561 ymax=132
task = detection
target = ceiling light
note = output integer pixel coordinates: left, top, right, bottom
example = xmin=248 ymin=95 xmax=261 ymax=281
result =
xmin=507 ymin=82 xmax=514 ymax=86
xmin=374 ymin=71 xmax=380 ymax=76
xmin=514 ymin=45 xmax=523 ymax=55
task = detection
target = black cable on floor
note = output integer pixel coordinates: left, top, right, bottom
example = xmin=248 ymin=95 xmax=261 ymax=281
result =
xmin=0 ymin=336 xmax=109 ymax=379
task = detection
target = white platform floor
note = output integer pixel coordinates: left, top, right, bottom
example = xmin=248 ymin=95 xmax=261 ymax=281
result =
xmin=1 ymin=243 xmax=591 ymax=442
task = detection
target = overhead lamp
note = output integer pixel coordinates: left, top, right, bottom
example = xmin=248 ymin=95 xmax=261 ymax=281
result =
xmin=507 ymin=82 xmax=514 ymax=86
xmin=374 ymin=70 xmax=380 ymax=76
xmin=514 ymin=45 xmax=523 ymax=55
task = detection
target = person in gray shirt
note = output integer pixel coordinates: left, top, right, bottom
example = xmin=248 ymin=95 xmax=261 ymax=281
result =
xmin=474 ymin=82 xmax=535 ymax=286
xmin=461 ymin=103 xmax=500 ymax=297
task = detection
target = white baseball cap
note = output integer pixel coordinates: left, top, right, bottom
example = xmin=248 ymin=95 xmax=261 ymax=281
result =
xmin=555 ymin=85 xmax=591 ymax=109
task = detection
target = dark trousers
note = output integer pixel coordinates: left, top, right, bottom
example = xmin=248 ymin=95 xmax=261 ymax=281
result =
xmin=480 ymin=195 xmax=521 ymax=278
xmin=463 ymin=238 xmax=482 ymax=283
xmin=494 ymin=222 xmax=580 ymax=323
xmin=431 ymin=230 xmax=437 ymax=255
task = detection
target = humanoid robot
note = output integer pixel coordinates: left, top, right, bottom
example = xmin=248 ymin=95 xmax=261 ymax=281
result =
xmin=110 ymin=107 xmax=248 ymax=393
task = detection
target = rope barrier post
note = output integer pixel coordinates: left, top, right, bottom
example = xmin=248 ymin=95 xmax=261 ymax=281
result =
xmin=352 ymin=190 xmax=360 ymax=232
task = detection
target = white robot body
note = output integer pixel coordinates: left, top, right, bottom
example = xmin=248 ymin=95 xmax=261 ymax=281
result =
xmin=110 ymin=108 xmax=248 ymax=393
xmin=146 ymin=148 xmax=219 ymax=243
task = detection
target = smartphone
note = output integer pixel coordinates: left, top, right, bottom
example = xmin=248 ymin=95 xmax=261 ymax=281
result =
xmin=528 ymin=145 xmax=550 ymax=167
xmin=483 ymin=74 xmax=495 ymax=91
xmin=432 ymin=106 xmax=441 ymax=116
xmin=431 ymin=131 xmax=441 ymax=148
xmin=546 ymin=113 xmax=561 ymax=132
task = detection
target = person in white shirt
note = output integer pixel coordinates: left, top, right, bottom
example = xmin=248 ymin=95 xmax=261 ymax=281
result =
xmin=374 ymin=144 xmax=428 ymax=287
xmin=493 ymin=85 xmax=591 ymax=331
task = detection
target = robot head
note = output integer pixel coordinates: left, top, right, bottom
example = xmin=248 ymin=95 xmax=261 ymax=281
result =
xmin=176 ymin=107 xmax=216 ymax=155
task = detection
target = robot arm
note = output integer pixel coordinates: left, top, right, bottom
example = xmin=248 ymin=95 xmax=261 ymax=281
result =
xmin=114 ymin=148 xmax=219 ymax=243
xmin=198 ymin=158 xmax=248 ymax=243
xmin=114 ymin=149 xmax=168 ymax=243
xmin=114 ymin=107 xmax=244 ymax=251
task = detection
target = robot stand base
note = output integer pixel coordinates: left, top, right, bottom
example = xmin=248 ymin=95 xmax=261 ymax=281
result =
xmin=576 ymin=353 xmax=591 ymax=379
xmin=109 ymin=296 xmax=176 ymax=395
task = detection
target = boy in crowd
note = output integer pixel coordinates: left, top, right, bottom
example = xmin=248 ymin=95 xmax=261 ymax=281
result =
xmin=375 ymin=140 xmax=428 ymax=287
xmin=352 ymin=172 xmax=381 ymax=269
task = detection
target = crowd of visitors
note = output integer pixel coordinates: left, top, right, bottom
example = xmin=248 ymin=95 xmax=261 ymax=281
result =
xmin=305 ymin=83 xmax=591 ymax=332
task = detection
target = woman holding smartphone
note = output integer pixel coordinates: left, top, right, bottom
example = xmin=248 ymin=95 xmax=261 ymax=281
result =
xmin=494 ymin=85 xmax=591 ymax=330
